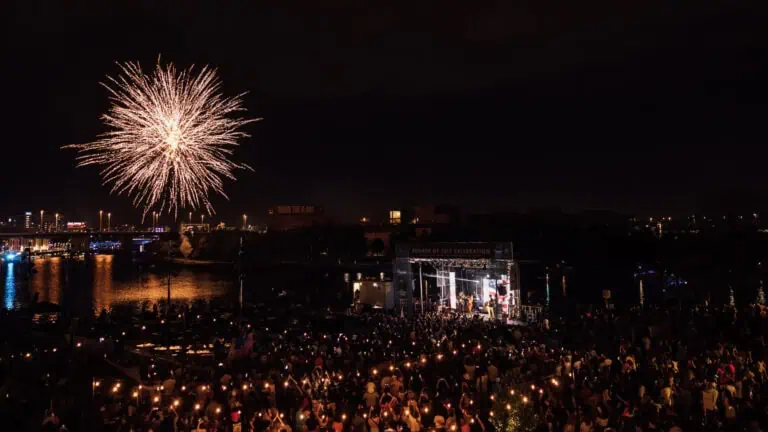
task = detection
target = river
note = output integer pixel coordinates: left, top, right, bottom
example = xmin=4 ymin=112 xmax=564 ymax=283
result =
xmin=3 ymin=254 xmax=725 ymax=317
xmin=1 ymin=254 xmax=235 ymax=315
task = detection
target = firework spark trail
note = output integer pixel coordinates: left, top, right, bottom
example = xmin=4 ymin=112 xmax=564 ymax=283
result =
xmin=64 ymin=60 xmax=258 ymax=218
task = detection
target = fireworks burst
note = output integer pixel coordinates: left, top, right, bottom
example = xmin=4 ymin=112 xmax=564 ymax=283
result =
xmin=64 ymin=60 xmax=258 ymax=218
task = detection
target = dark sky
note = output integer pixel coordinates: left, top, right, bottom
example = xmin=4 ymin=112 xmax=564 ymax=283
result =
xmin=1 ymin=1 xmax=765 ymax=226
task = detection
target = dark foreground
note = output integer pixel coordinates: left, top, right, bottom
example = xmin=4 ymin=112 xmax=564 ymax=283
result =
xmin=2 ymin=298 xmax=768 ymax=432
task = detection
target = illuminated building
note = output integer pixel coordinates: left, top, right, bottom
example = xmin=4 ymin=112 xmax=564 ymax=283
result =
xmin=267 ymin=205 xmax=326 ymax=231
xmin=388 ymin=210 xmax=401 ymax=225
xmin=353 ymin=280 xmax=394 ymax=309
xmin=67 ymin=222 xmax=88 ymax=232
xmin=40 ymin=212 xmax=65 ymax=233
xmin=24 ymin=212 xmax=32 ymax=230
xmin=180 ymin=223 xmax=210 ymax=233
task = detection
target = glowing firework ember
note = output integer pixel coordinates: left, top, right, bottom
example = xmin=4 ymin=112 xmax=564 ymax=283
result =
xmin=65 ymin=60 xmax=258 ymax=217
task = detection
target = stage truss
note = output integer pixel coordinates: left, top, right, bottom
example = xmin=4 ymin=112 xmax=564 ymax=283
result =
xmin=393 ymin=242 xmax=521 ymax=318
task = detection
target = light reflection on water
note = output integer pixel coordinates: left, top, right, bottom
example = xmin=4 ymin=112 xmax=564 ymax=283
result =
xmin=31 ymin=256 xmax=61 ymax=305
xmin=4 ymin=262 xmax=14 ymax=310
xmin=2 ymin=254 xmax=233 ymax=315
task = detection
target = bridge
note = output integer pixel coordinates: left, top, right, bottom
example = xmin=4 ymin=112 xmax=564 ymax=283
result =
xmin=0 ymin=231 xmax=172 ymax=238
xmin=0 ymin=231 xmax=177 ymax=254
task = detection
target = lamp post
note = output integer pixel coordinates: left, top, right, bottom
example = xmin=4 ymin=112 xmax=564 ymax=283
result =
xmin=98 ymin=210 xmax=103 ymax=232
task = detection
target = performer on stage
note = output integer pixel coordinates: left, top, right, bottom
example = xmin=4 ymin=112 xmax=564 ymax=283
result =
xmin=486 ymin=296 xmax=496 ymax=320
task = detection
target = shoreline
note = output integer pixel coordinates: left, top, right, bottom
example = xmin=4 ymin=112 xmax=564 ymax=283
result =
xmin=164 ymin=257 xmax=234 ymax=266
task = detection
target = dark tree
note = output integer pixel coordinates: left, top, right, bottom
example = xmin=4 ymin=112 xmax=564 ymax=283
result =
xmin=370 ymin=238 xmax=385 ymax=255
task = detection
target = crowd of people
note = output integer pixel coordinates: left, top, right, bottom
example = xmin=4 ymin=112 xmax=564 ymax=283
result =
xmin=5 ymin=297 xmax=768 ymax=431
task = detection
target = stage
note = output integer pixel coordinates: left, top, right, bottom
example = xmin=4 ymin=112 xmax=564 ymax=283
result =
xmin=393 ymin=242 xmax=523 ymax=318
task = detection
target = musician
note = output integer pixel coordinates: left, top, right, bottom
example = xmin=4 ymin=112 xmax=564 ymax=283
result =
xmin=486 ymin=296 xmax=496 ymax=320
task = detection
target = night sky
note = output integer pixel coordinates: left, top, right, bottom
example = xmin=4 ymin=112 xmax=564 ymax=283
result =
xmin=1 ymin=1 xmax=765 ymax=225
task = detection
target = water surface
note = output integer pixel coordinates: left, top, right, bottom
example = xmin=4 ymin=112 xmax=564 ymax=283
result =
xmin=1 ymin=254 xmax=234 ymax=315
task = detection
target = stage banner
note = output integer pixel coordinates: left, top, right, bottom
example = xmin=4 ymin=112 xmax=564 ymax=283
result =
xmin=404 ymin=242 xmax=513 ymax=260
